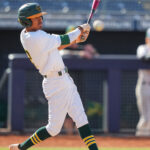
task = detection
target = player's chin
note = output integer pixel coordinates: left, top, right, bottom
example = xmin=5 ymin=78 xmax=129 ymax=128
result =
xmin=38 ymin=24 xmax=43 ymax=29
xmin=39 ymin=26 xmax=42 ymax=30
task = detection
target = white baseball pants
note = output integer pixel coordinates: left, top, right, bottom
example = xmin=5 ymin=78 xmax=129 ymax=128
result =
xmin=136 ymin=79 xmax=150 ymax=136
xmin=42 ymin=73 xmax=88 ymax=136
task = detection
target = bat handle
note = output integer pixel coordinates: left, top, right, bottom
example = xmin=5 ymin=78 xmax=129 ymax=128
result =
xmin=87 ymin=18 xmax=91 ymax=24
xmin=87 ymin=9 xmax=95 ymax=24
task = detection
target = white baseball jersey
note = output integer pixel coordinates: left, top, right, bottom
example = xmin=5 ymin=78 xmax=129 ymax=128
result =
xmin=20 ymin=29 xmax=88 ymax=136
xmin=20 ymin=29 xmax=65 ymax=75
xmin=136 ymin=44 xmax=150 ymax=136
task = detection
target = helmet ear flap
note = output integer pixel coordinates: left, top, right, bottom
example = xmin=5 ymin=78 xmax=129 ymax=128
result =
xmin=18 ymin=17 xmax=32 ymax=27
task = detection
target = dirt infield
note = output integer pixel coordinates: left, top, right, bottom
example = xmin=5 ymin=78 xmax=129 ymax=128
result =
xmin=0 ymin=135 xmax=150 ymax=148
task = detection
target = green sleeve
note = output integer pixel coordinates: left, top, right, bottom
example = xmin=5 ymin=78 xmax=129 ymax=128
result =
xmin=60 ymin=34 xmax=70 ymax=45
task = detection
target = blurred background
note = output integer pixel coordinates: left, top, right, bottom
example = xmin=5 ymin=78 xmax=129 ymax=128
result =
xmin=0 ymin=0 xmax=150 ymax=136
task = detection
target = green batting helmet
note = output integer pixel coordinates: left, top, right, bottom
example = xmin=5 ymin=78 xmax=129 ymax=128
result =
xmin=18 ymin=3 xmax=47 ymax=27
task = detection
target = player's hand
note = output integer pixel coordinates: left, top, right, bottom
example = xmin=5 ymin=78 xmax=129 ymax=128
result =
xmin=78 ymin=24 xmax=91 ymax=32
xmin=76 ymin=30 xmax=90 ymax=43
xmin=76 ymin=24 xmax=90 ymax=43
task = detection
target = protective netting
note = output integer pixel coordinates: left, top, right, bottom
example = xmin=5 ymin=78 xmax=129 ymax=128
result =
xmin=24 ymin=70 xmax=47 ymax=130
xmin=120 ymin=71 xmax=139 ymax=132
xmin=0 ymin=68 xmax=9 ymax=129
xmin=0 ymin=84 xmax=8 ymax=129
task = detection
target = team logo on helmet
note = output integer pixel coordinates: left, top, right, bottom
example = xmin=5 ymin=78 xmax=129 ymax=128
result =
xmin=36 ymin=5 xmax=41 ymax=12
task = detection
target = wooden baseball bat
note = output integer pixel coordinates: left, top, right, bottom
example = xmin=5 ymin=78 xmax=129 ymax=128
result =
xmin=87 ymin=0 xmax=101 ymax=24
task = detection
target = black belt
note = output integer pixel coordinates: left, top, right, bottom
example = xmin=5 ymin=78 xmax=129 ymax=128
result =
xmin=44 ymin=67 xmax=68 ymax=78
xmin=142 ymin=81 xmax=150 ymax=85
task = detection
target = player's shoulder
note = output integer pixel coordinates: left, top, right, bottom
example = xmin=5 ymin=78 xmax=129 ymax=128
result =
xmin=35 ymin=30 xmax=54 ymax=40
xmin=20 ymin=29 xmax=45 ymax=36
xmin=29 ymin=30 xmax=50 ymax=42
xmin=36 ymin=30 xmax=47 ymax=35
xmin=31 ymin=30 xmax=48 ymax=37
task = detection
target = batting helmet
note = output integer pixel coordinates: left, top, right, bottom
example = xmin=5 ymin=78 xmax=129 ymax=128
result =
xmin=18 ymin=3 xmax=47 ymax=27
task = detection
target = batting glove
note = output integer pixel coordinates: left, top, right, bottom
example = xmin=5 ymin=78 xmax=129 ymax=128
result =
xmin=78 ymin=24 xmax=91 ymax=32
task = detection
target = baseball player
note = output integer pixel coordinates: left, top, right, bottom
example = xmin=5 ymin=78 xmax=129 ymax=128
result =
xmin=9 ymin=3 xmax=99 ymax=150
xmin=135 ymin=28 xmax=150 ymax=136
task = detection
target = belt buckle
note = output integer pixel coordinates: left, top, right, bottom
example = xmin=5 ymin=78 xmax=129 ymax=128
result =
xmin=43 ymin=75 xmax=47 ymax=78
xmin=58 ymin=71 xmax=62 ymax=76
xmin=58 ymin=67 xmax=68 ymax=76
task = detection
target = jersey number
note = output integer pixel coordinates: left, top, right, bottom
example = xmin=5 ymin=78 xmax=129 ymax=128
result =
xmin=25 ymin=50 xmax=37 ymax=69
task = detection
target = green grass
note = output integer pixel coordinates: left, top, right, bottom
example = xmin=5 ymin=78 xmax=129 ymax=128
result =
xmin=1 ymin=148 xmax=150 ymax=150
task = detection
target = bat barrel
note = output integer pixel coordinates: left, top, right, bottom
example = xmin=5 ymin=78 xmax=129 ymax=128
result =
xmin=87 ymin=0 xmax=101 ymax=24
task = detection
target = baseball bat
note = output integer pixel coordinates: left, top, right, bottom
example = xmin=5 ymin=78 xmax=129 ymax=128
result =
xmin=87 ymin=0 xmax=101 ymax=24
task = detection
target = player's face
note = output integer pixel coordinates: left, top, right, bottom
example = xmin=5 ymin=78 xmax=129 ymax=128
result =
xmin=30 ymin=16 xmax=43 ymax=30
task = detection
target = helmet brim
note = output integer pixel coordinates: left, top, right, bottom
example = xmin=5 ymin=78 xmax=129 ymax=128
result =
xmin=27 ymin=12 xmax=47 ymax=19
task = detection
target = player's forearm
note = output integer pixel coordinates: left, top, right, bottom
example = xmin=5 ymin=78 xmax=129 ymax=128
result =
xmin=58 ymin=40 xmax=76 ymax=50
xmin=59 ymin=28 xmax=81 ymax=46
xmin=58 ymin=28 xmax=82 ymax=50
xmin=67 ymin=28 xmax=81 ymax=43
